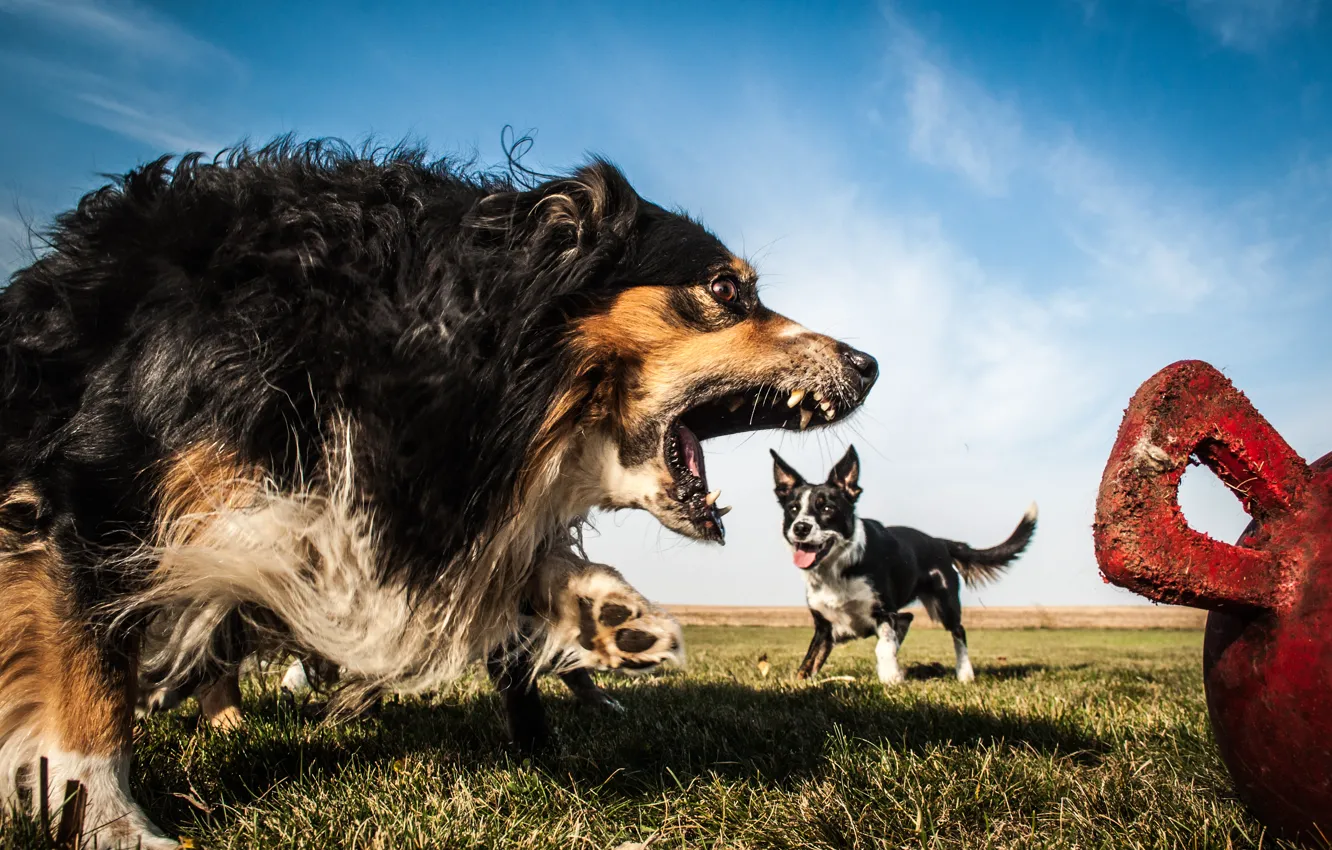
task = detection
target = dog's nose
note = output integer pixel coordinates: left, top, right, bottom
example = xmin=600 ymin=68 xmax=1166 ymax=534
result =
xmin=792 ymin=521 xmax=812 ymax=539
xmin=838 ymin=344 xmax=879 ymax=396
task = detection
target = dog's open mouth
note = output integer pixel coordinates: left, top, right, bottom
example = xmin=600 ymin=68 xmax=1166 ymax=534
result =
xmin=665 ymin=421 xmax=725 ymax=539
xmin=665 ymin=384 xmax=856 ymax=543
xmin=792 ymin=539 xmax=835 ymax=570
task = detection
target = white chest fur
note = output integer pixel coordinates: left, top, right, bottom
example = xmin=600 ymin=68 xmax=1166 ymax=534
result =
xmin=802 ymin=520 xmax=877 ymax=641
xmin=806 ymin=573 xmax=877 ymax=640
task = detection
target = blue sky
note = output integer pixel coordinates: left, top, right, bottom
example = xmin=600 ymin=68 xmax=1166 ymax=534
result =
xmin=2 ymin=0 xmax=1330 ymax=607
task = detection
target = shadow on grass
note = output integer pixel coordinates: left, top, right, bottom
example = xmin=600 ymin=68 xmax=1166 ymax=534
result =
xmin=133 ymin=676 xmax=1108 ymax=837
xmin=903 ymin=662 xmax=1088 ymax=681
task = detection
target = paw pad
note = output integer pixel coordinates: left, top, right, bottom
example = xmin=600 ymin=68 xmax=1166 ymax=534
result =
xmin=573 ymin=588 xmax=684 ymax=673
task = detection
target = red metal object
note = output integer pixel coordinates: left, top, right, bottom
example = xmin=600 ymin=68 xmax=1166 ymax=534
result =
xmin=1094 ymin=360 xmax=1331 ymax=843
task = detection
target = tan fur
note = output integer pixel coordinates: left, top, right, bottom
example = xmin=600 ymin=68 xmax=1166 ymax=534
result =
xmin=571 ymin=287 xmax=845 ymax=437
xmin=0 ymin=541 xmax=131 ymax=757
xmin=154 ymin=442 xmax=260 ymax=549
xmin=728 ymin=255 xmax=758 ymax=283
xmin=0 ymin=532 xmax=170 ymax=847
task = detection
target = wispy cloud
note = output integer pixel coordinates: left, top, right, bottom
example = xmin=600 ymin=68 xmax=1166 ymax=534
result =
xmin=0 ymin=0 xmax=239 ymax=68
xmin=1178 ymin=0 xmax=1320 ymax=51
xmin=0 ymin=51 xmax=224 ymax=153
xmin=1041 ymin=140 xmax=1253 ymax=310
xmin=72 ymin=92 xmax=220 ymax=153
xmin=893 ymin=36 xmax=1285 ymax=313
xmin=904 ymin=61 xmax=1022 ymax=196
xmin=0 ymin=0 xmax=239 ymax=153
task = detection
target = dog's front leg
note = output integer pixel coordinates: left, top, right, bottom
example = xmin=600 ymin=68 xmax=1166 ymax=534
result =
xmin=485 ymin=642 xmax=550 ymax=754
xmin=506 ymin=544 xmax=682 ymax=742
xmin=795 ymin=612 xmax=834 ymax=680
xmin=1 ymin=545 xmax=178 ymax=849
xmin=873 ymin=611 xmax=909 ymax=685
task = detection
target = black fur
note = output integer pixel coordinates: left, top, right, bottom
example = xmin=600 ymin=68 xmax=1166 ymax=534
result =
xmin=771 ymin=446 xmax=1037 ymax=682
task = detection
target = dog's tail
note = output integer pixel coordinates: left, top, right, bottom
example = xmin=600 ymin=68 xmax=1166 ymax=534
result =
xmin=945 ymin=503 xmax=1037 ymax=588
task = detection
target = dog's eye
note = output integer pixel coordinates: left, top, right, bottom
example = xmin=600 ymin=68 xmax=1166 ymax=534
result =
xmin=709 ymin=279 xmax=738 ymax=304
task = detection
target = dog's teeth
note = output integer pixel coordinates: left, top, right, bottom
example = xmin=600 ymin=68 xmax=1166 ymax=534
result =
xmin=799 ymin=408 xmax=813 ymax=430
xmin=705 ymin=490 xmax=720 ymax=506
xmin=716 ymin=505 xmax=732 ymax=517
xmin=786 ymin=389 xmax=806 ymax=408
xmin=726 ymin=395 xmax=745 ymax=412
xmin=813 ymin=390 xmax=825 ymax=402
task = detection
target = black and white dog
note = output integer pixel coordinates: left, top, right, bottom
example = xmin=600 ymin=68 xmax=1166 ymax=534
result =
xmin=771 ymin=446 xmax=1036 ymax=684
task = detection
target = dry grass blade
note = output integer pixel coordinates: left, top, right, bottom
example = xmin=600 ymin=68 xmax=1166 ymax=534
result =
xmin=52 ymin=781 xmax=85 ymax=850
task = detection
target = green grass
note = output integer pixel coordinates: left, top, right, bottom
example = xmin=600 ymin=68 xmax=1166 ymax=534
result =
xmin=5 ymin=627 xmax=1305 ymax=849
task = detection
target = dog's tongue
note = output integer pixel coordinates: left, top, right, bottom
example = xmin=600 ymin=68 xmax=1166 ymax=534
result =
xmin=677 ymin=423 xmax=706 ymax=484
xmin=793 ymin=546 xmax=817 ymax=569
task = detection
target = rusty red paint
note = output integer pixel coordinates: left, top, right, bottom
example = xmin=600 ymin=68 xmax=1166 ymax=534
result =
xmin=1094 ymin=360 xmax=1331 ymax=844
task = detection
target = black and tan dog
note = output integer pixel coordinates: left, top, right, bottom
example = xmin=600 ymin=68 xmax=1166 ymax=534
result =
xmin=772 ymin=447 xmax=1035 ymax=684
xmin=0 ymin=138 xmax=876 ymax=847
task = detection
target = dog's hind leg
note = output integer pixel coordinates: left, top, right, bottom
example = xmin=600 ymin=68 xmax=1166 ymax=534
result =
xmin=931 ymin=591 xmax=974 ymax=683
xmin=280 ymin=658 xmax=312 ymax=694
xmin=197 ymin=671 xmax=244 ymax=730
xmin=139 ymin=608 xmax=249 ymax=730
xmin=950 ymin=628 xmax=975 ymax=683
xmin=891 ymin=610 xmax=913 ymax=645
xmin=280 ymin=654 xmax=342 ymax=697
xmin=135 ymin=665 xmax=203 ymax=718
xmin=137 ymin=668 xmax=243 ymax=730
xmin=0 ymin=541 xmax=176 ymax=849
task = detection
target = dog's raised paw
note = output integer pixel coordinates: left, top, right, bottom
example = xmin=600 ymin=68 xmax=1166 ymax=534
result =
xmin=574 ymin=584 xmax=685 ymax=674
xmin=538 ymin=558 xmax=686 ymax=675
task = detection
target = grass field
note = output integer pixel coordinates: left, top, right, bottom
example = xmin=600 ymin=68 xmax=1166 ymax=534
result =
xmin=4 ymin=626 xmax=1303 ymax=849
xmin=665 ymin=605 xmax=1208 ymax=630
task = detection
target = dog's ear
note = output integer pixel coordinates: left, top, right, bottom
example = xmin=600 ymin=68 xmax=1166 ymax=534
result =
xmin=770 ymin=450 xmax=805 ymax=500
xmin=827 ymin=445 xmax=862 ymax=501
xmin=469 ymin=159 xmax=639 ymax=272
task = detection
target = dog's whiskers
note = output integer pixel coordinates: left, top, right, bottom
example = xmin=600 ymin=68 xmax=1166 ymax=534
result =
xmin=749 ymin=384 xmax=765 ymax=426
